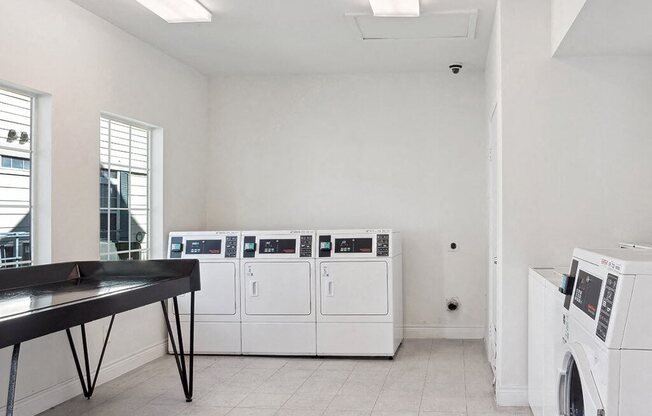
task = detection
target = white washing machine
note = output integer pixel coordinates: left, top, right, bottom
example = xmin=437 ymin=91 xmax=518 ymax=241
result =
xmin=557 ymin=248 xmax=652 ymax=416
xmin=168 ymin=231 xmax=241 ymax=354
xmin=315 ymin=229 xmax=403 ymax=357
xmin=240 ymin=230 xmax=316 ymax=355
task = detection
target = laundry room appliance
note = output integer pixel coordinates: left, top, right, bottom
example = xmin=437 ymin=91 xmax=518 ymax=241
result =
xmin=315 ymin=229 xmax=402 ymax=357
xmin=557 ymin=248 xmax=652 ymax=416
xmin=168 ymin=231 xmax=241 ymax=354
xmin=528 ymin=266 xmax=566 ymax=416
xmin=240 ymin=230 xmax=316 ymax=355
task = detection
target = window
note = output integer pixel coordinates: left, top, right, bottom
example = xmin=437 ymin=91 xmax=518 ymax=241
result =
xmin=100 ymin=117 xmax=150 ymax=261
xmin=1 ymin=156 xmax=30 ymax=170
xmin=0 ymin=87 xmax=33 ymax=268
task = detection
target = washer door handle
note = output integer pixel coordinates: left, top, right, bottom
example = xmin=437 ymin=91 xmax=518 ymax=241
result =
xmin=250 ymin=280 xmax=259 ymax=297
xmin=558 ymin=370 xmax=568 ymax=416
xmin=327 ymin=281 xmax=334 ymax=297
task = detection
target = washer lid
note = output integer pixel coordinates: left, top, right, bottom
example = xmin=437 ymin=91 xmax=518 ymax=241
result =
xmin=559 ymin=343 xmax=604 ymax=416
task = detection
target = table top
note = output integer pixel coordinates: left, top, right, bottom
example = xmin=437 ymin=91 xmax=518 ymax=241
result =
xmin=0 ymin=260 xmax=200 ymax=348
xmin=0 ymin=275 xmax=180 ymax=322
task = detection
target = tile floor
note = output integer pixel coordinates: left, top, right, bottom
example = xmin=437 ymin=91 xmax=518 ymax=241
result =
xmin=39 ymin=339 xmax=532 ymax=416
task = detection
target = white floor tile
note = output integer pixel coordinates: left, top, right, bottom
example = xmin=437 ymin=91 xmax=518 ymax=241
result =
xmin=37 ymin=339 xmax=534 ymax=416
xmin=225 ymin=408 xmax=278 ymax=416
xmin=327 ymin=394 xmax=378 ymax=412
xmin=238 ymin=392 xmax=292 ymax=408
xmin=180 ymin=405 xmax=233 ymax=415
xmin=282 ymin=393 xmax=335 ymax=410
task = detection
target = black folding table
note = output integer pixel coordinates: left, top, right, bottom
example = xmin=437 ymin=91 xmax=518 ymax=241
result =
xmin=0 ymin=260 xmax=200 ymax=416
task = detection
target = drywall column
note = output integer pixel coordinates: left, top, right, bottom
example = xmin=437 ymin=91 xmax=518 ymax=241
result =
xmin=484 ymin=0 xmax=502 ymax=376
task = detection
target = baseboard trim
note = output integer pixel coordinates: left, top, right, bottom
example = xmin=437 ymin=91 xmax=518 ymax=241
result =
xmin=3 ymin=340 xmax=167 ymax=416
xmin=404 ymin=325 xmax=485 ymax=339
xmin=496 ymin=385 xmax=529 ymax=407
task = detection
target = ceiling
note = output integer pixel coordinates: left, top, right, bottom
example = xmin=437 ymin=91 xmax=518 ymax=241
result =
xmin=70 ymin=0 xmax=496 ymax=75
xmin=555 ymin=0 xmax=652 ymax=56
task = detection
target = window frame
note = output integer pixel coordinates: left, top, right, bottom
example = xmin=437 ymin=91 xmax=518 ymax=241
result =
xmin=99 ymin=115 xmax=152 ymax=261
xmin=0 ymin=86 xmax=34 ymax=268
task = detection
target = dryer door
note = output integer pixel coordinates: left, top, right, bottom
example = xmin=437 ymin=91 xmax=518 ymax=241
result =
xmin=320 ymin=261 xmax=388 ymax=315
xmin=244 ymin=261 xmax=312 ymax=315
xmin=179 ymin=262 xmax=237 ymax=315
xmin=557 ymin=343 xmax=604 ymax=416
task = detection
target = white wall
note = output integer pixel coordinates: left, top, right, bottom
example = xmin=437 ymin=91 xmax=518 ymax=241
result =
xmin=494 ymin=0 xmax=652 ymax=405
xmin=207 ymin=73 xmax=488 ymax=338
xmin=0 ymin=0 xmax=208 ymax=414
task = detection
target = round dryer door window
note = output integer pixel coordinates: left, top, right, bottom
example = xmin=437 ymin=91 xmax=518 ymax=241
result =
xmin=558 ymin=343 xmax=604 ymax=416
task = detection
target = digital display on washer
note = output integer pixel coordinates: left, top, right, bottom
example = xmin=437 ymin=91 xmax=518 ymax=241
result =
xmin=259 ymin=239 xmax=296 ymax=254
xmin=334 ymin=238 xmax=373 ymax=253
xmin=185 ymin=240 xmax=221 ymax=255
xmin=572 ymin=270 xmax=603 ymax=319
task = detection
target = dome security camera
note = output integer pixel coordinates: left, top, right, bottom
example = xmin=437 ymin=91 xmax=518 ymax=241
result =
xmin=449 ymin=64 xmax=463 ymax=74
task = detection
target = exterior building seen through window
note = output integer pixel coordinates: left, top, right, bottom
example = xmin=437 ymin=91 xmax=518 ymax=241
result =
xmin=100 ymin=117 xmax=150 ymax=261
xmin=0 ymin=87 xmax=33 ymax=268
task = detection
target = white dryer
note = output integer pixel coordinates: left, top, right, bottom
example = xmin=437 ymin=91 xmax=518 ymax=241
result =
xmin=315 ymin=229 xmax=403 ymax=357
xmin=557 ymin=248 xmax=652 ymax=416
xmin=167 ymin=231 xmax=241 ymax=354
xmin=240 ymin=230 xmax=316 ymax=355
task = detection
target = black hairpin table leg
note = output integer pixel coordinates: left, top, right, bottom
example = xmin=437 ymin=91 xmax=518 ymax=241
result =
xmin=5 ymin=343 xmax=20 ymax=416
xmin=66 ymin=315 xmax=115 ymax=399
xmin=161 ymin=292 xmax=195 ymax=402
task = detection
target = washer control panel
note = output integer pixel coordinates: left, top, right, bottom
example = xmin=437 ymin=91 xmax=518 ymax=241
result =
xmin=299 ymin=235 xmax=313 ymax=258
xmin=225 ymin=236 xmax=238 ymax=258
xmin=596 ymin=274 xmax=618 ymax=342
xmin=169 ymin=236 xmax=183 ymax=259
xmin=242 ymin=232 xmax=314 ymax=258
xmin=573 ymin=270 xmax=602 ymax=320
xmin=243 ymin=236 xmax=256 ymax=258
xmin=259 ymin=239 xmax=296 ymax=254
xmin=318 ymin=231 xmax=393 ymax=257
xmin=319 ymin=235 xmax=332 ymax=258
xmin=186 ymin=239 xmax=221 ymax=255
xmin=377 ymin=234 xmax=389 ymax=257
xmin=168 ymin=232 xmax=240 ymax=259
xmin=335 ymin=238 xmax=372 ymax=253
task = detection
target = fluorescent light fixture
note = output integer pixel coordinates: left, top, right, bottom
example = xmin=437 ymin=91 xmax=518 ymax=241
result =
xmin=369 ymin=0 xmax=420 ymax=17
xmin=135 ymin=0 xmax=212 ymax=23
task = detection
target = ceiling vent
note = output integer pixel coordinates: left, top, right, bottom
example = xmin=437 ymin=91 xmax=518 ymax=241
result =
xmin=351 ymin=10 xmax=478 ymax=40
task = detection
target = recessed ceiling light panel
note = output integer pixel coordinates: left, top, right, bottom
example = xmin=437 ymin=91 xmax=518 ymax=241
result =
xmin=353 ymin=10 xmax=478 ymax=40
xmin=369 ymin=0 xmax=420 ymax=17
xmin=135 ymin=0 xmax=212 ymax=23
